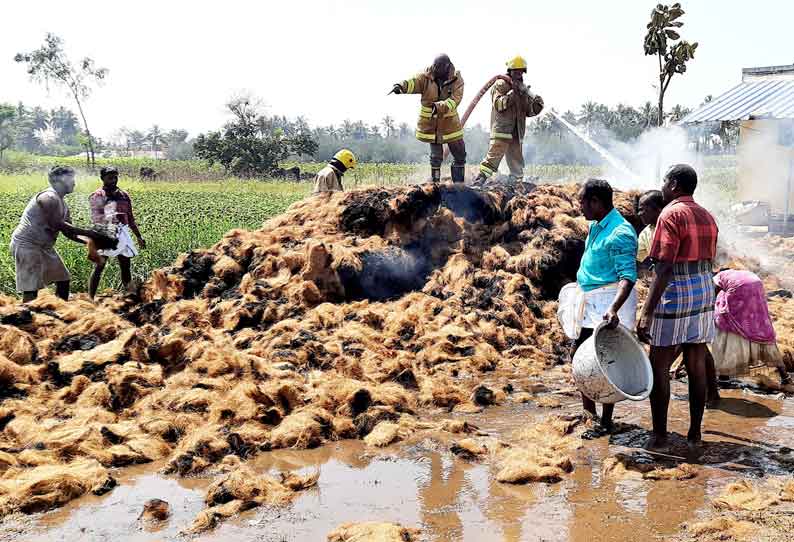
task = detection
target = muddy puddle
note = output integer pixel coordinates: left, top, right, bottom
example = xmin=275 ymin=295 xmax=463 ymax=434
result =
xmin=2 ymin=381 xmax=793 ymax=542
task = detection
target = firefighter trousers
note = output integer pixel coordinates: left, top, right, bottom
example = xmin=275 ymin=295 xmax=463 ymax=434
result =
xmin=429 ymin=140 xmax=467 ymax=167
xmin=430 ymin=140 xmax=467 ymax=182
xmin=479 ymin=137 xmax=524 ymax=178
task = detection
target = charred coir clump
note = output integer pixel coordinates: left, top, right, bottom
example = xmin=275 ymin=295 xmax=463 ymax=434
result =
xmin=439 ymin=184 xmax=503 ymax=225
xmin=337 ymin=246 xmax=433 ymax=301
xmin=339 ymin=188 xmax=395 ymax=237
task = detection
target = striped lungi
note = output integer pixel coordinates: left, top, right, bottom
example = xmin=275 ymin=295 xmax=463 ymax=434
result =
xmin=649 ymin=260 xmax=715 ymax=347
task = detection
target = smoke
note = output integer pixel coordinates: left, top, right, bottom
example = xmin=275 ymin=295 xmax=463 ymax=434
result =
xmin=589 ymin=121 xmax=794 ymax=273
xmin=608 ymin=125 xmax=701 ymax=191
xmin=338 ymin=247 xmax=431 ymax=301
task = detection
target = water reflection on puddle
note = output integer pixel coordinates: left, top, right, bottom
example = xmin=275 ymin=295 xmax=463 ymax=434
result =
xmin=4 ymin=387 xmax=794 ymax=542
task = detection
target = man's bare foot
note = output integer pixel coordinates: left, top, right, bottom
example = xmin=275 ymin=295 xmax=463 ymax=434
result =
xmin=582 ymin=420 xmax=616 ymax=440
xmin=687 ymin=432 xmax=703 ymax=457
xmin=644 ymin=434 xmax=669 ymax=451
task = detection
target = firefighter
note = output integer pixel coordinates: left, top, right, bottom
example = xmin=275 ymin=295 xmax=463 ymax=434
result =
xmin=391 ymin=54 xmax=466 ymax=183
xmin=313 ymin=149 xmax=357 ymax=194
xmin=474 ymin=56 xmax=544 ymax=182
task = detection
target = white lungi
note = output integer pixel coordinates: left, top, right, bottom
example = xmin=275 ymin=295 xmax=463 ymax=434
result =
xmin=558 ymin=282 xmax=637 ymax=339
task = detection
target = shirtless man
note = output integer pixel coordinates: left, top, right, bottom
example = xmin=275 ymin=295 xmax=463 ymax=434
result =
xmin=9 ymin=166 xmax=113 ymax=302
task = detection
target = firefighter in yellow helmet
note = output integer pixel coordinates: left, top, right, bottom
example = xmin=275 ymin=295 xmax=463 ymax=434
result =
xmin=474 ymin=56 xmax=544 ymax=182
xmin=313 ymin=149 xmax=357 ymax=194
xmin=391 ymin=54 xmax=466 ymax=183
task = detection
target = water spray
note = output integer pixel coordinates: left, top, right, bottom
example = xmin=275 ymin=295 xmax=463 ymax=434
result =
xmin=544 ymin=109 xmax=640 ymax=183
xmin=445 ymin=74 xmax=640 ymax=184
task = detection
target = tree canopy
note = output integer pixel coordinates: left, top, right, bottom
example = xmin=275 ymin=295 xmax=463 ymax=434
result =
xmin=194 ymin=96 xmax=318 ymax=177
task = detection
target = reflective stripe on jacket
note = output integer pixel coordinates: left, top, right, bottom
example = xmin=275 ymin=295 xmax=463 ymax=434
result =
xmin=489 ymin=79 xmax=544 ymax=142
xmin=400 ymin=65 xmax=465 ymax=144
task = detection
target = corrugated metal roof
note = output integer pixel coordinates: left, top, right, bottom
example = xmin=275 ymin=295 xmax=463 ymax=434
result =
xmin=680 ymin=79 xmax=794 ymax=123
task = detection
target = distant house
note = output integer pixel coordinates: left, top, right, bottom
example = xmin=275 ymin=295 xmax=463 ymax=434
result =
xmin=681 ymin=64 xmax=794 ymax=232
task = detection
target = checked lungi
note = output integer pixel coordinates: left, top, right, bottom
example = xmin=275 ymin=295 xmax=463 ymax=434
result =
xmin=649 ymin=260 xmax=715 ymax=347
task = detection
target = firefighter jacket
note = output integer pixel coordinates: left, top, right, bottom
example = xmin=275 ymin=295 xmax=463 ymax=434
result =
xmin=313 ymin=164 xmax=343 ymax=194
xmin=399 ymin=65 xmax=465 ymax=144
xmin=490 ymin=79 xmax=544 ymax=142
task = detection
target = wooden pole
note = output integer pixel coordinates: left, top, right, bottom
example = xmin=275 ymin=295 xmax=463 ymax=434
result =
xmin=784 ymin=153 xmax=793 ymax=236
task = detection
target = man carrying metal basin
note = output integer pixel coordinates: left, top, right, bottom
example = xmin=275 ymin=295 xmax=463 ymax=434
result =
xmin=568 ymin=179 xmax=639 ymax=434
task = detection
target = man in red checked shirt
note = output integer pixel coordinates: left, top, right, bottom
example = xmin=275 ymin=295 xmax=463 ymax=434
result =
xmin=637 ymin=164 xmax=718 ymax=452
xmin=88 ymin=166 xmax=146 ymax=298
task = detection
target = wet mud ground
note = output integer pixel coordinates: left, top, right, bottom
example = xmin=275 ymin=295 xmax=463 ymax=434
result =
xmin=1 ymin=379 xmax=793 ymax=542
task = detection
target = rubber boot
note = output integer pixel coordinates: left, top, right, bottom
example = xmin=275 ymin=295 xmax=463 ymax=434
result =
xmin=473 ymin=172 xmax=488 ymax=183
xmin=431 ymin=167 xmax=441 ymax=183
xmin=451 ymin=165 xmax=465 ymax=183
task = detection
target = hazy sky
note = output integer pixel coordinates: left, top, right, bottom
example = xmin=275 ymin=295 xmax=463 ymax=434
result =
xmin=1 ymin=0 xmax=791 ymax=140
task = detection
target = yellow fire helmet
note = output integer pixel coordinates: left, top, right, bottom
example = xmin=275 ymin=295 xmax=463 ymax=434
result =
xmin=506 ymin=55 xmax=528 ymax=71
xmin=333 ymin=149 xmax=357 ymax=170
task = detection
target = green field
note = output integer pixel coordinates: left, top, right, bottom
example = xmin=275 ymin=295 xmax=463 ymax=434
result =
xmin=0 ymin=174 xmax=310 ymax=295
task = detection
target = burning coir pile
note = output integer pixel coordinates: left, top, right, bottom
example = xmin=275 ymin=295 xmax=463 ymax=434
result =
xmin=1 ymin=181 xmax=793 ymax=538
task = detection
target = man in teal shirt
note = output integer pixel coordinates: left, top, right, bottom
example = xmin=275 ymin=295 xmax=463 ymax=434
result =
xmin=574 ymin=178 xmax=638 ymax=433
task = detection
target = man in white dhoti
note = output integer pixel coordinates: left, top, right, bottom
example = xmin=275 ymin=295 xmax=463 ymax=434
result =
xmin=564 ymin=179 xmax=638 ymax=433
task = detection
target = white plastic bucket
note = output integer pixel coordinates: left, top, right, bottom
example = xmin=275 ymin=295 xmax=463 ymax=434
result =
xmin=572 ymin=322 xmax=653 ymax=404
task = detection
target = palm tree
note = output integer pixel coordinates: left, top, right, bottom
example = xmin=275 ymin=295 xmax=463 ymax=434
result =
xmin=562 ymin=110 xmax=578 ymax=125
xmin=30 ymin=106 xmax=50 ymax=133
xmin=294 ymin=116 xmax=310 ymax=135
xmin=578 ymin=101 xmax=598 ymax=135
xmin=640 ymin=101 xmax=658 ymax=129
xmin=668 ymin=104 xmax=691 ymax=123
xmin=613 ymin=104 xmax=643 ymax=140
xmin=146 ymin=125 xmax=163 ymax=159
xmin=0 ymin=104 xmax=16 ymax=160
xmin=50 ymin=107 xmax=80 ymax=145
xmin=341 ymin=120 xmax=354 ymax=139
xmin=352 ymin=121 xmax=367 ymax=140
xmin=165 ymin=129 xmax=188 ymax=145
xmin=129 ymin=130 xmax=146 ymax=152
xmin=381 ymin=116 xmax=395 ymax=138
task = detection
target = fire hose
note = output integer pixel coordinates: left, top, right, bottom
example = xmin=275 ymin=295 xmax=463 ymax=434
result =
xmin=442 ymin=74 xmax=513 ymax=160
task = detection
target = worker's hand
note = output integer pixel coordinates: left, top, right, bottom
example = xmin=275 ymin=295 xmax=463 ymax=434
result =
xmin=391 ymin=83 xmax=403 ymax=95
xmin=603 ymin=307 xmax=620 ymax=329
xmin=137 ymin=236 xmax=147 ymax=249
xmin=636 ymin=313 xmax=653 ymax=344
